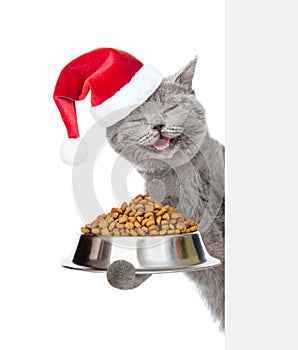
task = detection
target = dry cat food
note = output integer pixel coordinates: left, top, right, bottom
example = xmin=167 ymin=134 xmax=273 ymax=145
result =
xmin=81 ymin=194 xmax=198 ymax=236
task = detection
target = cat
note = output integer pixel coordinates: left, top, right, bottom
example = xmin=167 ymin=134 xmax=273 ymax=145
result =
xmin=106 ymin=57 xmax=225 ymax=331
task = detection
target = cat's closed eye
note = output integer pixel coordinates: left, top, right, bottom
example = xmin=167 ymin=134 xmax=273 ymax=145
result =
xmin=163 ymin=104 xmax=179 ymax=114
xmin=130 ymin=118 xmax=145 ymax=123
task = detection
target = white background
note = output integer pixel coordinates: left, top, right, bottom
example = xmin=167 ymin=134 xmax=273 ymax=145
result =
xmin=226 ymin=1 xmax=298 ymax=349
xmin=0 ymin=1 xmax=224 ymax=349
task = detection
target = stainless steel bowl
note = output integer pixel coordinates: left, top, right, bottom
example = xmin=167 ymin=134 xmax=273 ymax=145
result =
xmin=62 ymin=231 xmax=221 ymax=274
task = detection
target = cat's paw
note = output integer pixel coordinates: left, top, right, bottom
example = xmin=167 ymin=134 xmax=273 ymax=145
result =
xmin=106 ymin=260 xmax=151 ymax=290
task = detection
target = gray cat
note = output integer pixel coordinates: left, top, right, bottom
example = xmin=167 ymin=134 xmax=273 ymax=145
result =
xmin=106 ymin=58 xmax=225 ymax=331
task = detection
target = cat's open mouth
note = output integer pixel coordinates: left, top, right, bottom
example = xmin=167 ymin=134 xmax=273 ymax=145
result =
xmin=152 ymin=136 xmax=170 ymax=151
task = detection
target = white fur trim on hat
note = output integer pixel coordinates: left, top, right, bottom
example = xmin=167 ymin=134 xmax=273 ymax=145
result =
xmin=90 ymin=64 xmax=163 ymax=127
xmin=60 ymin=137 xmax=88 ymax=165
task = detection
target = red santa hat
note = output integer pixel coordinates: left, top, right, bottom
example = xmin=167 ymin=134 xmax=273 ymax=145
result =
xmin=53 ymin=48 xmax=162 ymax=165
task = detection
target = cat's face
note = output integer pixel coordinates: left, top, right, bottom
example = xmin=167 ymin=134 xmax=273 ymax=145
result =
xmin=106 ymin=58 xmax=208 ymax=174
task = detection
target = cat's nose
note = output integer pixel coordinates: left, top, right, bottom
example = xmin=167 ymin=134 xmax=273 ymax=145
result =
xmin=152 ymin=124 xmax=165 ymax=132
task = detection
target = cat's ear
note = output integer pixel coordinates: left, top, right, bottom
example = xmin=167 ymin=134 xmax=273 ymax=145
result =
xmin=167 ymin=56 xmax=198 ymax=89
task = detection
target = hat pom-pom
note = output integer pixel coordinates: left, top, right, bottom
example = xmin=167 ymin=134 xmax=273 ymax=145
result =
xmin=60 ymin=138 xmax=88 ymax=165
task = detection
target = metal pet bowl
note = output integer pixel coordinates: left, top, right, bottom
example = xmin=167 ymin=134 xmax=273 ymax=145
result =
xmin=62 ymin=231 xmax=221 ymax=274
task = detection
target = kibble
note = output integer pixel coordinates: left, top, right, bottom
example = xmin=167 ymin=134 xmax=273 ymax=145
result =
xmin=80 ymin=194 xmax=199 ymax=236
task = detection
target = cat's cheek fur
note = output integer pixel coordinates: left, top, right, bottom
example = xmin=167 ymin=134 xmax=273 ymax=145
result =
xmin=107 ymin=134 xmax=122 ymax=153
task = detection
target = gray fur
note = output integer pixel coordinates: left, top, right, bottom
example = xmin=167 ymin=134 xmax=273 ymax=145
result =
xmin=106 ymin=58 xmax=225 ymax=331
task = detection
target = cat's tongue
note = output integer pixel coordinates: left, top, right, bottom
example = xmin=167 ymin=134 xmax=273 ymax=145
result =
xmin=153 ymin=136 xmax=170 ymax=151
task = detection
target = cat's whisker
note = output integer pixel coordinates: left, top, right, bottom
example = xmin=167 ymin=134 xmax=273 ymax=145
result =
xmin=161 ymin=125 xmax=184 ymax=139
